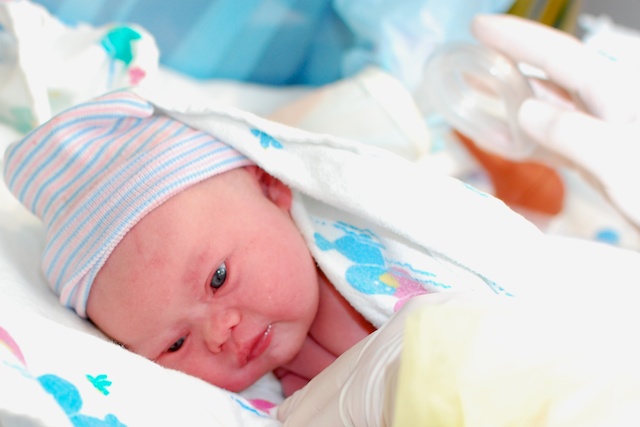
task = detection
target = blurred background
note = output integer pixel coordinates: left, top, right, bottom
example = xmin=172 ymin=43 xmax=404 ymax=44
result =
xmin=31 ymin=0 xmax=640 ymax=87
xmin=582 ymin=0 xmax=640 ymax=31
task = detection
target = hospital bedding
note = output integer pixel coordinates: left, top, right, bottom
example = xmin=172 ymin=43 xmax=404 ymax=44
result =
xmin=2 ymin=2 xmax=640 ymax=426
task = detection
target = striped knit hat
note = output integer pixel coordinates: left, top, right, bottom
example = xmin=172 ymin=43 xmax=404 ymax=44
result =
xmin=3 ymin=90 xmax=253 ymax=317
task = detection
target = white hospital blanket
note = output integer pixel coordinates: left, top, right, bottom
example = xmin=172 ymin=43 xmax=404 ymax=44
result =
xmin=148 ymin=89 xmax=640 ymax=327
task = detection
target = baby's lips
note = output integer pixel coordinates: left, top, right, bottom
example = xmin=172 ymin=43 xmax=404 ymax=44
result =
xmin=238 ymin=324 xmax=273 ymax=367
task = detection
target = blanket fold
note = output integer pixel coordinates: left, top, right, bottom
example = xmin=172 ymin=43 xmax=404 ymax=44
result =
xmin=141 ymin=88 xmax=637 ymax=326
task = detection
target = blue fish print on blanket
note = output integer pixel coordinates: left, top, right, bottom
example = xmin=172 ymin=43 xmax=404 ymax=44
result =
xmin=315 ymin=221 xmax=450 ymax=311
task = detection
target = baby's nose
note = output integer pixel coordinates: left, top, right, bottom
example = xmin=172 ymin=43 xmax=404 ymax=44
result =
xmin=203 ymin=309 xmax=241 ymax=353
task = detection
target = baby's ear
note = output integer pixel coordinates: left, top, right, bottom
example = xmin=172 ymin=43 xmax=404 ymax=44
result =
xmin=244 ymin=166 xmax=292 ymax=211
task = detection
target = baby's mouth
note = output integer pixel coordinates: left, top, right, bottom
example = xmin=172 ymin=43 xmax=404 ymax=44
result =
xmin=239 ymin=324 xmax=272 ymax=367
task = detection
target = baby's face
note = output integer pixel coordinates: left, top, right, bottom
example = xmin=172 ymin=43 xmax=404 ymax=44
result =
xmin=87 ymin=166 xmax=320 ymax=392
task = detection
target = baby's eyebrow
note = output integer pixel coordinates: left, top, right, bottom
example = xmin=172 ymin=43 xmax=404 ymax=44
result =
xmin=183 ymin=250 xmax=210 ymax=289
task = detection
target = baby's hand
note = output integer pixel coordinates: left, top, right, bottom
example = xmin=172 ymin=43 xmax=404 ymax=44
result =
xmin=273 ymin=368 xmax=310 ymax=397
xmin=277 ymin=294 xmax=460 ymax=426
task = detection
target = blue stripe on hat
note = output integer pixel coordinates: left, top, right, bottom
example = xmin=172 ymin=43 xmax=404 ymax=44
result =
xmin=42 ymin=116 xmax=177 ymax=227
xmin=47 ymin=134 xmax=233 ymax=288
xmin=8 ymin=96 xmax=151 ymax=193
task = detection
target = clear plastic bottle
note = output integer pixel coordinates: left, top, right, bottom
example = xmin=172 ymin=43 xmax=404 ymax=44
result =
xmin=417 ymin=42 xmax=537 ymax=160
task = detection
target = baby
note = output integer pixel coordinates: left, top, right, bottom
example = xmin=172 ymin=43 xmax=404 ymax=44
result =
xmin=3 ymin=90 xmax=376 ymax=396
xmin=4 ymin=90 xmax=520 ymax=397
xmin=87 ymin=163 xmax=375 ymax=395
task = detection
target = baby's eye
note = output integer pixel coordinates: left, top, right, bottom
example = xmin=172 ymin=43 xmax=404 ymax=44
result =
xmin=168 ymin=337 xmax=185 ymax=353
xmin=210 ymin=262 xmax=227 ymax=290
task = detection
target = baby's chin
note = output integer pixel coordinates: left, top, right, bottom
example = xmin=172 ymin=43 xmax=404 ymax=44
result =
xmin=217 ymin=368 xmax=274 ymax=393
xmin=226 ymin=356 xmax=300 ymax=392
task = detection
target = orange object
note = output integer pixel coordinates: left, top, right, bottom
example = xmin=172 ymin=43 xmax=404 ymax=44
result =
xmin=456 ymin=131 xmax=565 ymax=215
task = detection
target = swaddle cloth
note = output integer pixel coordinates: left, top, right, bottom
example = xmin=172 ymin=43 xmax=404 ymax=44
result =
xmin=136 ymin=89 xmax=557 ymax=327
xmin=8 ymin=88 xmax=634 ymax=328
xmin=4 ymin=89 xmax=551 ymax=325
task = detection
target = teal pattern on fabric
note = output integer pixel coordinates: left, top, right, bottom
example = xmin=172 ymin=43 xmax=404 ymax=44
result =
xmin=251 ymin=129 xmax=283 ymax=149
xmin=39 ymin=374 xmax=126 ymax=426
xmin=86 ymin=374 xmax=113 ymax=395
xmin=101 ymin=26 xmax=142 ymax=65
xmin=1 ymin=326 xmax=125 ymax=426
xmin=315 ymin=221 xmax=450 ymax=311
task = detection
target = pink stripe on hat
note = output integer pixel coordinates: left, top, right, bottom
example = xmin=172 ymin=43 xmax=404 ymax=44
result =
xmin=3 ymin=90 xmax=253 ymax=317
